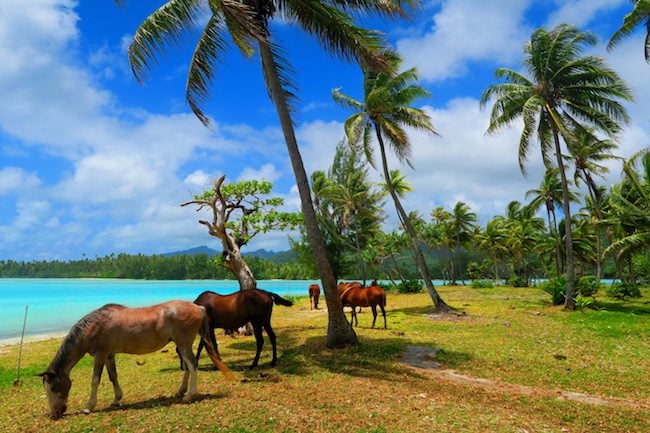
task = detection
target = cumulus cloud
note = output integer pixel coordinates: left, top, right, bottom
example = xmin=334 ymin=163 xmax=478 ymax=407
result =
xmin=0 ymin=167 xmax=41 ymax=196
xmin=238 ymin=163 xmax=281 ymax=183
xmin=396 ymin=0 xmax=533 ymax=81
xmin=547 ymin=0 xmax=625 ymax=28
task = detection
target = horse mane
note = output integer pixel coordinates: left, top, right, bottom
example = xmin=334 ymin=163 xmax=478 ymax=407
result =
xmin=50 ymin=304 xmax=124 ymax=372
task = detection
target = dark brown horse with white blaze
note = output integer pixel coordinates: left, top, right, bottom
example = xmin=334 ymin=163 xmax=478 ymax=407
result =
xmin=338 ymin=282 xmax=387 ymax=328
xmin=192 ymin=289 xmax=293 ymax=369
xmin=308 ymin=284 xmax=320 ymax=310
xmin=39 ymin=301 xmax=232 ymax=419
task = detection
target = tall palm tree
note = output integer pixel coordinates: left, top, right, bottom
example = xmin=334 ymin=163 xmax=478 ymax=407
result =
xmin=526 ymin=168 xmax=575 ymax=275
xmin=333 ymin=52 xmax=450 ymax=312
xmin=608 ymin=0 xmax=650 ymax=62
xmin=566 ymin=128 xmax=619 ymax=220
xmin=119 ymin=0 xmax=414 ymax=347
xmin=605 ymin=150 xmax=650 ymax=271
xmin=481 ymin=24 xmax=632 ymax=309
xmin=450 ymin=201 xmax=477 ymax=284
xmin=475 ymin=217 xmax=508 ymax=283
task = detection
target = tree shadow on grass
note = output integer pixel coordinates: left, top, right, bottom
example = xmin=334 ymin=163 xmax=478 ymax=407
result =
xmin=269 ymin=328 xmax=474 ymax=383
xmin=71 ymin=391 xmax=229 ymax=417
xmin=594 ymin=300 xmax=650 ymax=315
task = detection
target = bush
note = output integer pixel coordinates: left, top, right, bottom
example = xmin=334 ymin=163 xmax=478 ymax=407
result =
xmin=576 ymin=275 xmax=600 ymax=297
xmin=574 ymin=295 xmax=596 ymax=310
xmin=396 ymin=279 xmax=423 ymax=293
xmin=606 ymin=282 xmax=642 ymax=300
xmin=539 ymin=276 xmax=567 ymax=305
xmin=507 ymin=276 xmax=529 ymax=288
xmin=471 ymin=280 xmax=494 ymax=288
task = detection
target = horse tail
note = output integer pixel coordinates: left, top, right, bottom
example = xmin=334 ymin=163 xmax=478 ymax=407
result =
xmin=265 ymin=291 xmax=294 ymax=307
xmin=199 ymin=313 xmax=234 ymax=380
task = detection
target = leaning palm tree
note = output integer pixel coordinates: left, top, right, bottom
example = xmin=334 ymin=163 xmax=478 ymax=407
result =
xmin=481 ymin=24 xmax=632 ymax=310
xmin=333 ymin=51 xmax=450 ymax=312
xmin=608 ymin=0 xmax=650 ymax=62
xmin=118 ymin=0 xmax=415 ymax=347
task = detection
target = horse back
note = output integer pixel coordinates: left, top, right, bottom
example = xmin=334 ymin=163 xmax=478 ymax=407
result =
xmin=194 ymin=289 xmax=273 ymax=329
xmin=88 ymin=301 xmax=204 ymax=355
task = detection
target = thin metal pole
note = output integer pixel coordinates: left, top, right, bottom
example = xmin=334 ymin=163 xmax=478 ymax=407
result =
xmin=14 ymin=305 xmax=28 ymax=387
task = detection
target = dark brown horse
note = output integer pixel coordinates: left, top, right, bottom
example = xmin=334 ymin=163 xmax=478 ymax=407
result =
xmin=308 ymin=284 xmax=320 ymax=310
xmin=338 ymin=282 xmax=387 ymax=328
xmin=39 ymin=301 xmax=232 ymax=419
xmin=193 ymin=289 xmax=293 ymax=369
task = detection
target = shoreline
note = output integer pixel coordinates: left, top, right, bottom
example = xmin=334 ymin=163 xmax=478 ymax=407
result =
xmin=0 ymin=332 xmax=66 ymax=348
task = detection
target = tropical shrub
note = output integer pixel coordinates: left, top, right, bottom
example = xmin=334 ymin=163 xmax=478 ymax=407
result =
xmin=507 ymin=276 xmax=529 ymax=288
xmin=396 ymin=279 xmax=423 ymax=293
xmin=574 ymin=295 xmax=596 ymax=310
xmin=576 ymin=275 xmax=600 ymax=297
xmin=606 ymin=282 xmax=642 ymax=300
xmin=471 ymin=280 xmax=494 ymax=288
xmin=539 ymin=276 xmax=567 ymax=305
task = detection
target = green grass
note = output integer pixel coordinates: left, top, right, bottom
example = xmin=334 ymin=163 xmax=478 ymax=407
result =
xmin=0 ymin=285 xmax=648 ymax=432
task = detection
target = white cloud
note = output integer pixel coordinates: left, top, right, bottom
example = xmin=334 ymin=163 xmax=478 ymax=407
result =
xmin=547 ymin=0 xmax=625 ymax=28
xmin=0 ymin=167 xmax=41 ymax=195
xmin=396 ymin=0 xmax=533 ymax=81
xmin=238 ymin=163 xmax=281 ymax=183
xmin=184 ymin=170 xmax=213 ymax=188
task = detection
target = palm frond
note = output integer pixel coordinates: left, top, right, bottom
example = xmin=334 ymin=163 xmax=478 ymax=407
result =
xmin=332 ymin=88 xmax=364 ymax=111
xmin=128 ymin=0 xmax=203 ymax=83
xmin=283 ymin=0 xmax=387 ymax=70
xmin=260 ymin=39 xmax=299 ymax=115
xmin=186 ymin=14 xmax=229 ymax=126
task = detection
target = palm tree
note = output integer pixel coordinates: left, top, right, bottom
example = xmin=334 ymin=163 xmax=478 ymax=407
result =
xmin=566 ymin=128 xmax=619 ymax=220
xmin=475 ymin=217 xmax=508 ymax=283
xmin=118 ymin=0 xmax=415 ymax=348
xmin=450 ymin=201 xmax=478 ymax=284
xmin=481 ymin=24 xmax=632 ymax=309
xmin=526 ymin=168 xmax=575 ymax=275
xmin=608 ymin=0 xmax=650 ymax=62
xmin=604 ymin=150 xmax=650 ymax=278
xmin=333 ymin=52 xmax=450 ymax=312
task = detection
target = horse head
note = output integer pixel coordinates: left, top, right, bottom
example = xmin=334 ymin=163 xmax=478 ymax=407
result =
xmin=39 ymin=371 xmax=72 ymax=419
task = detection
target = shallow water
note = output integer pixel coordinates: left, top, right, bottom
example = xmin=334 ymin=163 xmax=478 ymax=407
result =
xmin=0 ymin=278 xmax=321 ymax=341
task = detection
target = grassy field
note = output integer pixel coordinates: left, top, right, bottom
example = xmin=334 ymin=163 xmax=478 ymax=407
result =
xmin=0 ymin=285 xmax=648 ymax=433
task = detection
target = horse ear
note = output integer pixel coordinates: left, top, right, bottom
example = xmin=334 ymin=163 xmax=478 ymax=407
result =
xmin=37 ymin=371 xmax=55 ymax=382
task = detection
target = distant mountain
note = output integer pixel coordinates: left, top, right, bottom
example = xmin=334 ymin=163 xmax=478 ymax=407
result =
xmin=165 ymin=246 xmax=294 ymax=264
xmin=164 ymin=245 xmax=217 ymax=256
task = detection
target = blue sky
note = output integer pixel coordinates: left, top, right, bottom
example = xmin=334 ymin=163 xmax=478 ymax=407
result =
xmin=1 ymin=0 xmax=648 ymax=261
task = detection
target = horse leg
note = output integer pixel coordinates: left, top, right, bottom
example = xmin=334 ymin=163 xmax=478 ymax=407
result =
xmin=85 ymin=353 xmax=107 ymax=413
xmin=106 ymin=353 xmax=123 ymax=407
xmin=371 ymin=305 xmax=378 ymax=328
xmin=309 ymin=295 xmax=313 ymax=310
xmin=315 ymin=294 xmax=319 ymax=309
xmin=250 ymin=322 xmax=264 ymax=370
xmin=264 ymin=320 xmax=278 ymax=367
xmin=350 ymin=307 xmax=358 ymax=327
xmin=380 ymin=302 xmax=387 ymax=329
xmin=176 ymin=344 xmax=198 ymax=401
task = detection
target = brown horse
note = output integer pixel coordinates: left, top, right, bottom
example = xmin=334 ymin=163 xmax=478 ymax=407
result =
xmin=338 ymin=282 xmax=387 ymax=328
xmin=193 ymin=289 xmax=293 ymax=369
xmin=308 ymin=284 xmax=320 ymax=310
xmin=39 ymin=301 xmax=232 ymax=419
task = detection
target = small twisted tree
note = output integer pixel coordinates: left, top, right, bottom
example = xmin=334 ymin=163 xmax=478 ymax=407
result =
xmin=182 ymin=175 xmax=302 ymax=290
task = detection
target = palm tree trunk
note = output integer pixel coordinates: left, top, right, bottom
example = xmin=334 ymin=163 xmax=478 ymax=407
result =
xmin=258 ymin=41 xmax=357 ymax=347
xmin=373 ymin=125 xmax=450 ymax=312
xmin=551 ymin=130 xmax=576 ymax=310
xmin=546 ymin=205 xmax=562 ymax=276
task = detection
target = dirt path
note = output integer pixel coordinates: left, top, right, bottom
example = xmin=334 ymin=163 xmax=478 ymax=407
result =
xmin=400 ymin=345 xmax=649 ymax=410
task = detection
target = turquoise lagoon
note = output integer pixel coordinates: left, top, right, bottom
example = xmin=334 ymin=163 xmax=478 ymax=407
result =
xmin=0 ymin=278 xmax=321 ymax=342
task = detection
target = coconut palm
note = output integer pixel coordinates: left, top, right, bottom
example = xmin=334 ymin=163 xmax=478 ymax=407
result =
xmin=608 ymin=0 xmax=650 ymax=62
xmin=118 ymin=0 xmax=416 ymax=347
xmin=526 ymin=168 xmax=576 ymax=275
xmin=566 ymin=128 xmax=619 ymax=220
xmin=475 ymin=217 xmax=508 ymax=283
xmin=449 ymin=202 xmax=477 ymax=284
xmin=481 ymin=24 xmax=632 ymax=309
xmin=604 ymin=151 xmax=650 ymax=274
xmin=333 ymin=51 xmax=450 ymax=312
